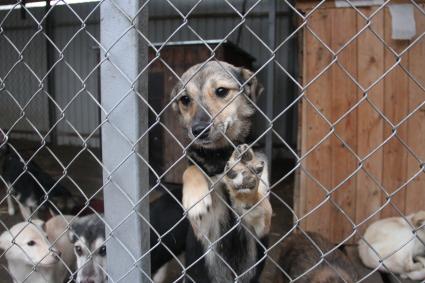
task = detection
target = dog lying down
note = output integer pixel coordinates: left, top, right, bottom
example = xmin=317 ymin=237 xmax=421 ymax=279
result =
xmin=0 ymin=215 xmax=76 ymax=283
xmin=69 ymin=188 xmax=188 ymax=283
xmin=359 ymin=211 xmax=425 ymax=280
xmin=0 ymin=143 xmax=76 ymax=219
xmin=275 ymin=232 xmax=358 ymax=283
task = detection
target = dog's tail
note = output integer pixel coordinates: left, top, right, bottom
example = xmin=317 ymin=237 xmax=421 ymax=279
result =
xmin=412 ymin=211 xmax=425 ymax=228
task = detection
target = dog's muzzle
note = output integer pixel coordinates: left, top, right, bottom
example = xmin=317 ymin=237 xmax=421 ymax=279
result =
xmin=191 ymin=122 xmax=211 ymax=140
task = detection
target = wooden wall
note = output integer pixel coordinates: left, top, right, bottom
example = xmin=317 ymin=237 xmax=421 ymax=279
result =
xmin=296 ymin=5 xmax=425 ymax=244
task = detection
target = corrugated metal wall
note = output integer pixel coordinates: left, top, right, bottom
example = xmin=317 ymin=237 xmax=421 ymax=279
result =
xmin=0 ymin=3 xmax=101 ymax=147
xmin=0 ymin=20 xmax=49 ymax=142
xmin=0 ymin=0 xmax=295 ymax=148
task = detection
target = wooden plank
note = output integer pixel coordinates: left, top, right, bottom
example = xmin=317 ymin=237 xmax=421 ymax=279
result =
xmin=405 ymin=4 xmax=425 ymax=215
xmin=355 ymin=7 xmax=385 ymax=237
xmin=329 ymin=8 xmax=358 ymax=244
xmin=296 ymin=0 xmax=425 ymax=12
xmin=296 ymin=8 xmax=310 ymax=222
xmin=381 ymin=7 xmax=409 ymax=218
xmin=299 ymin=9 xmax=333 ymax=237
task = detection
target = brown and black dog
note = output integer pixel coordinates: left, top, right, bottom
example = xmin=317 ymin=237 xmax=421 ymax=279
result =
xmin=171 ymin=61 xmax=272 ymax=282
xmin=275 ymin=232 xmax=358 ymax=283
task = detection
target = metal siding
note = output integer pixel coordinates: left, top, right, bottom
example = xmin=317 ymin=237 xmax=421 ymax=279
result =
xmin=0 ymin=26 xmax=48 ymax=142
xmin=1 ymin=1 xmax=292 ymax=148
xmin=52 ymin=23 xmax=100 ymax=148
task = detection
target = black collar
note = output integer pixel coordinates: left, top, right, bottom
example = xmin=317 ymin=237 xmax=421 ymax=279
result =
xmin=187 ymin=145 xmax=234 ymax=176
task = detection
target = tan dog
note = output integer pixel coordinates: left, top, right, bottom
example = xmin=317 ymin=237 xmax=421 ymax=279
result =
xmin=0 ymin=216 xmax=75 ymax=283
xmin=359 ymin=211 xmax=425 ymax=280
xmin=275 ymin=232 xmax=357 ymax=283
xmin=171 ymin=61 xmax=272 ymax=282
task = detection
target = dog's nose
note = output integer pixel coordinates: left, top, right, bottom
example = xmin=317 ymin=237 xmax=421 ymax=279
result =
xmin=81 ymin=279 xmax=95 ymax=283
xmin=192 ymin=123 xmax=210 ymax=139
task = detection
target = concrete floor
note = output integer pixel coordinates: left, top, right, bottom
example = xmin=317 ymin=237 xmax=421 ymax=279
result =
xmin=0 ymin=141 xmax=409 ymax=283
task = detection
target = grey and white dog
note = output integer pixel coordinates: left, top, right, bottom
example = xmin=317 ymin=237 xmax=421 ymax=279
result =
xmin=69 ymin=214 xmax=106 ymax=283
xmin=69 ymin=189 xmax=188 ymax=283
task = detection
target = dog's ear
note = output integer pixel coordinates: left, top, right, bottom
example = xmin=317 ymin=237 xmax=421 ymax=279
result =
xmin=68 ymin=220 xmax=82 ymax=243
xmin=0 ymin=231 xmax=12 ymax=250
xmin=68 ymin=228 xmax=77 ymax=243
xmin=48 ymin=207 xmax=59 ymax=217
xmin=31 ymin=219 xmax=47 ymax=235
xmin=413 ymin=211 xmax=425 ymax=228
xmin=32 ymin=219 xmax=45 ymax=229
xmin=241 ymin=68 xmax=264 ymax=102
xmin=170 ymin=81 xmax=183 ymax=112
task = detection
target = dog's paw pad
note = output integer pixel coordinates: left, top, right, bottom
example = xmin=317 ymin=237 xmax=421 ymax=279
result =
xmin=225 ymin=161 xmax=264 ymax=194
xmin=225 ymin=144 xmax=266 ymax=194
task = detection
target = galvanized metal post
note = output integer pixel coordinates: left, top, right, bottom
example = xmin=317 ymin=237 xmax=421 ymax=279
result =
xmin=100 ymin=1 xmax=150 ymax=282
xmin=265 ymin=0 xmax=276 ymax=169
xmin=288 ymin=0 xmax=298 ymax=147
xmin=45 ymin=0 xmax=57 ymax=145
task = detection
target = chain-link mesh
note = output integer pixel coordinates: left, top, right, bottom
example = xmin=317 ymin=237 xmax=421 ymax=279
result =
xmin=0 ymin=0 xmax=425 ymax=282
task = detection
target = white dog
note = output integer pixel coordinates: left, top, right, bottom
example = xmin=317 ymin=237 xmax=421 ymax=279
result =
xmin=0 ymin=215 xmax=76 ymax=283
xmin=359 ymin=211 xmax=425 ymax=280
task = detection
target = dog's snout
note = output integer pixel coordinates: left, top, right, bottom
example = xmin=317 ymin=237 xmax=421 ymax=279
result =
xmin=81 ymin=279 xmax=95 ymax=283
xmin=192 ymin=123 xmax=210 ymax=139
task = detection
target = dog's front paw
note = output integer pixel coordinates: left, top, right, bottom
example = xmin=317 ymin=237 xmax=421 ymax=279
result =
xmin=224 ymin=144 xmax=264 ymax=196
xmin=183 ymin=191 xmax=212 ymax=222
xmin=182 ymin=165 xmax=212 ymax=223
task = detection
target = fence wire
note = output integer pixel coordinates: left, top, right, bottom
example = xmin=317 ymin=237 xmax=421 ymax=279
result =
xmin=0 ymin=0 xmax=425 ymax=283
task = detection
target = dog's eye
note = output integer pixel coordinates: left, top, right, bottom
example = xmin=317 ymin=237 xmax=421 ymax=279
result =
xmin=98 ymin=245 xmax=106 ymax=257
xmin=75 ymin=245 xmax=83 ymax=256
xmin=27 ymin=240 xmax=35 ymax=246
xmin=215 ymin=87 xmax=229 ymax=97
xmin=179 ymin=95 xmax=191 ymax=106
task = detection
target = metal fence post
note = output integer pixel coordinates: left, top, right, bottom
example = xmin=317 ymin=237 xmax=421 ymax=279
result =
xmin=45 ymin=0 xmax=58 ymax=145
xmin=100 ymin=1 xmax=150 ymax=282
xmin=266 ymin=0 xmax=276 ymax=169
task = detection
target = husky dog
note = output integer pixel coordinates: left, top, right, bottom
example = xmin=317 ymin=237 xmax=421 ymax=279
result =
xmin=171 ymin=61 xmax=272 ymax=282
xmin=69 ymin=188 xmax=188 ymax=283
xmin=69 ymin=214 xmax=107 ymax=283
xmin=275 ymin=232 xmax=358 ymax=283
xmin=0 ymin=216 xmax=76 ymax=283
xmin=359 ymin=211 xmax=425 ymax=280
xmin=0 ymin=143 xmax=76 ymax=219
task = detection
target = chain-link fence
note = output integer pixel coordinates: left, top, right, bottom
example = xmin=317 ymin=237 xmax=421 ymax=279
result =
xmin=0 ymin=0 xmax=425 ymax=282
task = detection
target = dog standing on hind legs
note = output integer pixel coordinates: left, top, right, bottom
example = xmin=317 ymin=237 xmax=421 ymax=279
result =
xmin=171 ymin=61 xmax=272 ymax=282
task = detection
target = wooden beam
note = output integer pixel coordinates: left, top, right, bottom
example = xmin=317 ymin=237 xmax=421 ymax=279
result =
xmin=296 ymin=0 xmax=425 ymax=12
